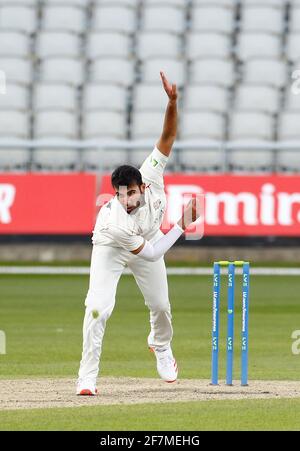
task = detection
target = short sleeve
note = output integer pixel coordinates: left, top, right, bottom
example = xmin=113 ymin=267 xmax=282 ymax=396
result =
xmin=139 ymin=146 xmax=168 ymax=188
xmin=109 ymin=225 xmax=144 ymax=252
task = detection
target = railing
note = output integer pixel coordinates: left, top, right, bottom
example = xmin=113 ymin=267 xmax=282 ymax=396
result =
xmin=0 ymin=139 xmax=299 ymax=172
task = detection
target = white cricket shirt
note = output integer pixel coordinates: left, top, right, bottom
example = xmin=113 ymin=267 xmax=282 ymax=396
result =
xmin=92 ymin=146 xmax=168 ymax=251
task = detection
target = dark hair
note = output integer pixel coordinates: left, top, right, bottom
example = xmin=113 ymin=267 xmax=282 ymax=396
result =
xmin=111 ymin=165 xmax=143 ymax=189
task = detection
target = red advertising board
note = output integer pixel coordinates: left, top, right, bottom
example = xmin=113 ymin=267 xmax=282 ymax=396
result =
xmin=1 ymin=173 xmax=300 ymax=236
xmin=0 ymin=174 xmax=96 ymax=234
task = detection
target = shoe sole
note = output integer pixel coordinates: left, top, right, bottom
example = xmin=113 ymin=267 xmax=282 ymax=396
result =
xmin=77 ymin=389 xmax=98 ymax=396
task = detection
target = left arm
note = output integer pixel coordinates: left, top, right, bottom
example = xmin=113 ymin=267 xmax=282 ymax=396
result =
xmin=156 ymin=71 xmax=178 ymax=158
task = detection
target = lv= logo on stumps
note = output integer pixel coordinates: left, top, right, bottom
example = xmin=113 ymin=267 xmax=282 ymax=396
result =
xmin=211 ymin=261 xmax=250 ymax=387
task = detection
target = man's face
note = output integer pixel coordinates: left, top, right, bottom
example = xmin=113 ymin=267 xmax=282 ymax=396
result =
xmin=115 ymin=183 xmax=146 ymax=214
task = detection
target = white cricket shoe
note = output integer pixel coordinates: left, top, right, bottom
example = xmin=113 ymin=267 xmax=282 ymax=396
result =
xmin=76 ymin=378 xmax=98 ymax=396
xmin=149 ymin=345 xmax=178 ymax=383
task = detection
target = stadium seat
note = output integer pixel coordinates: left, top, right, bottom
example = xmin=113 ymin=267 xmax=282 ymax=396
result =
xmin=0 ymin=0 xmax=36 ymax=4
xmin=36 ymin=32 xmax=81 ymax=58
xmin=141 ymin=58 xmax=185 ymax=86
xmin=278 ymin=112 xmax=300 ymax=140
xmin=34 ymin=111 xmax=78 ymax=138
xmin=284 ymin=89 xmax=300 ymax=111
xmin=277 ymin=148 xmax=300 ymax=172
xmin=0 ymin=5 xmax=37 ymax=34
xmin=87 ymin=32 xmax=132 ymax=59
xmin=0 ymin=58 xmax=32 ymax=85
xmin=131 ymin=111 xmax=164 ymax=139
xmin=194 ymin=0 xmax=236 ymax=7
xmin=237 ymin=32 xmax=281 ymax=61
xmin=95 ymin=0 xmax=138 ymax=6
xmin=289 ymin=7 xmax=300 ymax=32
xmin=0 ymin=111 xmax=29 ymax=138
xmin=133 ymin=83 xmax=168 ymax=111
xmin=241 ymin=0 xmax=284 ymax=6
xmin=186 ymin=32 xmax=232 ymax=59
xmin=190 ymin=59 xmax=235 ymax=87
xmin=228 ymin=143 xmax=274 ymax=172
xmin=141 ymin=6 xmax=186 ymax=34
xmin=241 ymin=6 xmax=284 ymax=34
xmin=184 ymin=85 xmax=229 ymax=114
xmin=83 ymin=149 xmax=129 ymax=171
xmin=40 ymin=58 xmax=84 ymax=87
xmin=286 ymin=33 xmax=300 ymax=63
xmin=143 ymin=0 xmax=186 ymax=7
xmin=90 ymin=58 xmax=135 ymax=87
xmin=178 ymin=148 xmax=223 ymax=172
xmin=0 ymin=32 xmax=30 ymax=58
xmin=136 ymin=32 xmax=182 ymax=59
xmin=0 ymin=148 xmax=30 ymax=171
xmin=34 ymin=83 xmax=77 ymax=111
xmin=180 ymin=112 xmax=226 ymax=140
xmin=0 ymin=83 xmax=29 ymax=110
xmin=190 ymin=6 xmax=235 ymax=34
xmin=234 ymin=84 xmax=280 ymax=114
xmin=42 ymin=6 xmax=86 ymax=34
xmin=44 ymin=0 xmax=87 ymax=5
xmin=229 ymin=112 xmax=274 ymax=140
xmin=243 ymin=58 xmax=287 ymax=88
xmin=82 ymin=111 xmax=127 ymax=139
xmin=33 ymin=147 xmax=80 ymax=171
xmin=83 ymin=84 xmax=127 ymax=112
xmin=92 ymin=5 xmax=136 ymax=34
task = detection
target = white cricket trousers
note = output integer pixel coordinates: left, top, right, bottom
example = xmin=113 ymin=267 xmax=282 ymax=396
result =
xmin=78 ymin=243 xmax=173 ymax=383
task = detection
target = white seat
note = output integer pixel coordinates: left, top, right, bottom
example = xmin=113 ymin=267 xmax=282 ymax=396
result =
xmin=286 ymin=33 xmax=300 ymax=63
xmin=34 ymin=83 xmax=77 ymax=111
xmin=229 ymin=112 xmax=274 ymax=140
xmin=141 ymin=6 xmax=185 ymax=34
xmin=237 ymin=32 xmax=281 ymax=61
xmin=291 ymin=7 xmax=300 ymax=33
xmin=241 ymin=0 xmax=284 ymax=6
xmin=131 ymin=111 xmax=164 ymax=139
xmin=83 ymin=149 xmax=129 ymax=171
xmin=42 ymin=6 xmax=86 ymax=33
xmin=0 ymin=6 xmax=37 ymax=34
xmin=234 ymin=84 xmax=280 ymax=114
xmin=0 ymin=149 xmax=30 ymax=171
xmin=142 ymin=58 xmax=185 ymax=86
xmin=83 ymin=84 xmax=127 ymax=111
xmin=33 ymin=147 xmax=79 ymax=171
xmin=0 ymin=58 xmax=32 ymax=85
xmin=0 ymin=32 xmax=30 ymax=58
xmin=0 ymin=111 xmax=29 ymax=138
xmin=36 ymin=32 xmax=81 ymax=58
xmin=184 ymin=85 xmax=228 ymax=114
xmin=143 ymin=0 xmax=186 ymax=7
xmin=243 ymin=58 xmax=287 ymax=88
xmin=278 ymin=112 xmax=300 ymax=140
xmin=277 ymin=148 xmax=300 ymax=172
xmin=228 ymin=143 xmax=274 ymax=172
xmin=134 ymin=83 xmax=168 ymax=111
xmin=241 ymin=6 xmax=283 ymax=34
xmin=0 ymin=83 xmax=28 ymax=110
xmin=87 ymin=32 xmax=132 ymax=59
xmin=93 ymin=6 xmax=136 ymax=34
xmin=190 ymin=6 xmax=235 ymax=34
xmin=285 ymin=89 xmax=300 ymax=111
xmin=178 ymin=148 xmax=222 ymax=172
xmin=187 ymin=32 xmax=231 ymax=59
xmin=95 ymin=0 xmax=138 ymax=6
xmin=190 ymin=59 xmax=235 ymax=87
xmin=180 ymin=112 xmax=226 ymax=140
xmin=0 ymin=0 xmax=36 ymax=4
xmin=136 ymin=32 xmax=181 ymax=59
xmin=82 ymin=111 xmax=127 ymax=139
xmin=40 ymin=58 xmax=84 ymax=87
xmin=45 ymin=0 xmax=87 ymax=6
xmin=34 ymin=111 xmax=78 ymax=138
xmin=90 ymin=58 xmax=134 ymax=87
xmin=194 ymin=0 xmax=236 ymax=7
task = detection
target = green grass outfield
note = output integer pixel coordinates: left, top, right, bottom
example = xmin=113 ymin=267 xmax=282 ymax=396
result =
xmin=0 ymin=272 xmax=300 ymax=430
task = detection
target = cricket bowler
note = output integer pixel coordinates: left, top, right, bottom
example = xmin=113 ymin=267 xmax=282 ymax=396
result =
xmin=77 ymin=72 xmax=200 ymax=396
